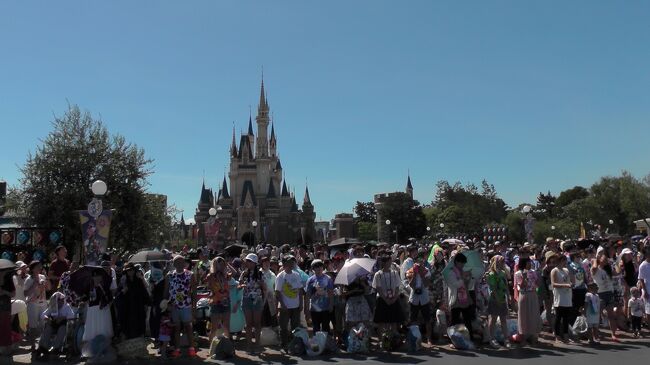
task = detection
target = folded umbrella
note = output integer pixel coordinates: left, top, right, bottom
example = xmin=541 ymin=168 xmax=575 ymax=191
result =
xmin=334 ymin=258 xmax=376 ymax=286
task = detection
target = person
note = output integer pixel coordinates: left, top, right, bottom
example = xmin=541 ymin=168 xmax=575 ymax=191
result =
xmin=36 ymin=292 xmax=75 ymax=357
xmin=372 ymin=255 xmax=403 ymax=335
xmin=539 ymin=251 xmax=557 ymax=330
xmin=306 ymin=259 xmax=334 ymax=333
xmin=584 ymin=282 xmax=600 ymax=344
xmin=276 ymin=255 xmax=303 ymax=348
xmin=206 ymin=257 xmax=230 ymax=341
xmin=619 ymin=248 xmax=637 ymax=316
xmin=12 ymin=261 xmax=28 ymax=301
xmin=400 ymin=246 xmax=418 ymax=281
xmin=119 ymin=262 xmax=151 ymax=339
xmin=145 ymin=262 xmax=165 ymax=344
xmin=591 ymin=251 xmax=620 ymax=342
xmin=636 ymin=247 xmax=650 ymax=330
xmin=158 ymin=300 xmax=174 ymax=358
xmin=514 ymin=257 xmax=541 ymax=345
xmin=240 ymin=253 xmax=266 ymax=350
xmin=566 ymin=243 xmax=587 ymax=327
xmin=48 ymin=246 xmax=70 ymax=292
xmin=405 ymin=255 xmax=432 ymax=344
xmin=486 ymin=255 xmax=511 ymax=349
xmin=163 ymin=255 xmax=197 ymax=358
xmin=551 ymin=254 xmax=574 ymax=343
xmin=82 ymin=269 xmax=114 ymax=343
xmin=24 ymin=261 xmax=50 ymax=350
xmin=628 ymin=287 xmax=644 ymax=338
xmin=344 ymin=274 xmax=372 ymax=332
xmin=446 ymin=253 xmax=474 ymax=342
xmin=260 ymin=256 xmax=278 ymax=327
xmin=0 ymin=267 xmax=16 ymax=356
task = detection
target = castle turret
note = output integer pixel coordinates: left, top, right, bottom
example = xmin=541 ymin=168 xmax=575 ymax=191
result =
xmin=406 ymin=174 xmax=413 ymax=198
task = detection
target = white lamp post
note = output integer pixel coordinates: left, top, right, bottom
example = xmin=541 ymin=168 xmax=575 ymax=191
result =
xmin=252 ymin=220 xmax=258 ymax=247
xmin=91 ymin=180 xmax=107 ymax=197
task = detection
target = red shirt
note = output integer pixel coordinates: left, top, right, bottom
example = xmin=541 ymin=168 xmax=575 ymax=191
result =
xmin=50 ymin=259 xmax=70 ymax=288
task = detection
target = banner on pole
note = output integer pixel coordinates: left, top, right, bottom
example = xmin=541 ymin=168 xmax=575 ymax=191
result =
xmin=80 ymin=210 xmax=112 ymax=266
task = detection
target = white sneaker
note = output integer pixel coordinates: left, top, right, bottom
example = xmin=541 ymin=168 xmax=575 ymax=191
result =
xmin=490 ymin=340 xmax=501 ymax=349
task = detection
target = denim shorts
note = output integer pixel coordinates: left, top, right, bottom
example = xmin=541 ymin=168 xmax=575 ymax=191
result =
xmin=171 ymin=307 xmax=193 ymax=324
xmin=210 ymin=302 xmax=230 ymax=316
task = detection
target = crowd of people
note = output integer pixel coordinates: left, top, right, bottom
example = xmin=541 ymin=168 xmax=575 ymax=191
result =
xmin=1 ymin=235 xmax=650 ymax=359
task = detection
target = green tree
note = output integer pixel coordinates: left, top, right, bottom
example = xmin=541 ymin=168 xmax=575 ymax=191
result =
xmin=536 ymin=191 xmax=557 ymax=219
xmin=556 ymin=186 xmax=589 ymax=209
xmin=376 ymin=192 xmax=426 ymax=244
xmin=354 ymin=201 xmax=377 ymax=223
xmin=18 ymin=104 xmax=156 ymax=257
xmin=357 ymin=221 xmax=377 ymax=242
xmin=430 ymin=179 xmax=508 ymax=235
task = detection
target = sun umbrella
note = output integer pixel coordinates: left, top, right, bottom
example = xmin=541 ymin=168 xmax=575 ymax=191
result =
xmin=68 ymin=266 xmax=112 ymax=297
xmin=577 ymin=239 xmax=599 ymax=250
xmin=442 ymin=239 xmax=465 ymax=246
xmin=334 ymin=258 xmax=376 ymax=286
xmin=224 ymin=244 xmax=248 ymax=257
xmin=129 ymin=250 xmax=167 ymax=263
xmin=442 ymin=250 xmax=485 ymax=284
xmin=0 ymin=259 xmax=16 ymax=270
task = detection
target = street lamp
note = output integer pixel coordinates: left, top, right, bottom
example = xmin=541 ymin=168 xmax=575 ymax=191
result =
xmin=608 ymin=219 xmax=614 ymax=225
xmin=522 ymin=205 xmax=534 ymax=243
xmin=252 ymin=220 xmax=258 ymax=247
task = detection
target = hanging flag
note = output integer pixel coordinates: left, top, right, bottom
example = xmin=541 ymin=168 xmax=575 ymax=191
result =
xmin=80 ymin=209 xmax=112 ymax=266
xmin=579 ymin=222 xmax=586 ymax=239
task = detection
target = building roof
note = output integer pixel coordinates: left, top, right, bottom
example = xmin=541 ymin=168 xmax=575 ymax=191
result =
xmin=238 ymin=135 xmax=254 ymax=159
xmin=281 ymin=180 xmax=290 ymax=197
xmin=267 ymin=179 xmax=277 ymax=198
xmin=221 ymin=176 xmax=230 ymax=199
xmin=240 ymin=180 xmax=257 ymax=207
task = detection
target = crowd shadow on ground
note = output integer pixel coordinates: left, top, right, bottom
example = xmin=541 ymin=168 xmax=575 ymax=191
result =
xmin=12 ymin=337 xmax=650 ymax=364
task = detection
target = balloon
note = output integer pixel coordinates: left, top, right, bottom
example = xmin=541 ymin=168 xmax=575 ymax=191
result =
xmin=1 ymin=232 xmax=13 ymax=245
xmin=17 ymin=230 xmax=30 ymax=245
xmin=49 ymin=231 xmax=61 ymax=244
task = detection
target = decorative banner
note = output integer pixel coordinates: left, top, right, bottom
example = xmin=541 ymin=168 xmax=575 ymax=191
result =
xmin=1 ymin=231 xmax=14 ymax=245
xmin=80 ymin=209 xmax=112 ymax=266
xmin=17 ymin=230 xmax=30 ymax=245
xmin=205 ymin=218 xmax=221 ymax=252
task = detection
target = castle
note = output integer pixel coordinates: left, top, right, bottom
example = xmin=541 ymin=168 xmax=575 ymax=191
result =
xmin=194 ymin=79 xmax=316 ymax=247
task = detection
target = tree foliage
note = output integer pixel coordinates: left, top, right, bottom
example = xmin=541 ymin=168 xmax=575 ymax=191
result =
xmin=354 ymin=201 xmax=376 ymax=223
xmin=428 ymin=180 xmax=508 ymax=234
xmin=376 ymin=192 xmax=426 ymax=244
xmin=18 ymin=104 xmax=159 ymax=255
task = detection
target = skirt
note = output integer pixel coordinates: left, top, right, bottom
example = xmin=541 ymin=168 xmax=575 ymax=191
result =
xmin=374 ymin=297 xmax=404 ymax=324
xmin=83 ymin=305 xmax=113 ymax=342
xmin=345 ymin=295 xmax=371 ymax=323
xmin=518 ymin=291 xmax=541 ymax=336
xmin=27 ymin=302 xmax=47 ymax=330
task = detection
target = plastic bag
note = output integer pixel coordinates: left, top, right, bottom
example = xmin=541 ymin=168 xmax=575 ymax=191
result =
xmin=306 ymin=331 xmax=327 ymax=357
xmin=347 ymin=324 xmax=369 ymax=353
xmin=259 ymin=327 xmax=281 ymax=346
xmin=572 ymin=315 xmax=588 ymax=336
xmin=540 ymin=310 xmax=548 ymax=326
xmin=447 ymin=324 xmax=475 ymax=350
xmin=495 ymin=318 xmax=518 ymax=342
xmin=406 ymin=325 xmax=422 ymax=352
xmin=434 ymin=309 xmax=447 ymax=337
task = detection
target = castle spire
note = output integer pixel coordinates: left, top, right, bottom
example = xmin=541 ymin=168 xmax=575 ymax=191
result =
xmin=247 ymin=114 xmax=254 ymax=136
xmin=406 ymin=172 xmax=414 ymax=198
xmin=259 ymin=73 xmax=267 ymax=111
xmin=230 ymin=124 xmax=237 ymax=158
xmin=281 ymin=180 xmax=290 ymax=197
xmin=303 ymin=184 xmax=312 ymax=205
xmin=221 ymin=175 xmax=230 ymax=199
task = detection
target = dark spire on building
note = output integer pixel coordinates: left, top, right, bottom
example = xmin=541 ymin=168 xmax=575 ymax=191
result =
xmin=247 ymin=115 xmax=254 ymax=136
xmin=281 ymin=180 xmax=290 ymax=197
xmin=230 ymin=125 xmax=238 ymax=158
xmin=275 ymin=159 xmax=282 ymax=171
xmin=266 ymin=179 xmax=277 ymax=198
xmin=221 ymin=175 xmax=230 ymax=199
xmin=406 ymin=172 xmax=414 ymax=198
xmin=303 ymin=185 xmax=312 ymax=205
xmin=199 ymin=179 xmax=211 ymax=204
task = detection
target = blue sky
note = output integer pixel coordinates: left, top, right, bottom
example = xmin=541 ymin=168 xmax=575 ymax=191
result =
xmin=1 ymin=1 xmax=649 ymax=222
